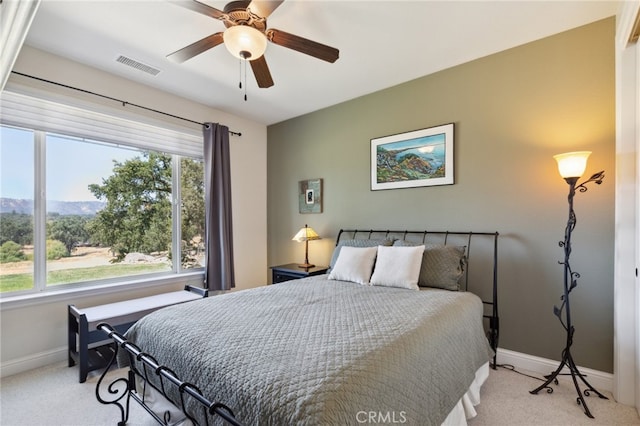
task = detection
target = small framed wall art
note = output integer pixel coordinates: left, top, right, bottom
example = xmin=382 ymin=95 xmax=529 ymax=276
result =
xmin=299 ymin=178 xmax=322 ymax=214
xmin=371 ymin=123 xmax=454 ymax=190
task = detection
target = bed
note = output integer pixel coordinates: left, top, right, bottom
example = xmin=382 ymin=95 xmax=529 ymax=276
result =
xmin=96 ymin=230 xmax=499 ymax=426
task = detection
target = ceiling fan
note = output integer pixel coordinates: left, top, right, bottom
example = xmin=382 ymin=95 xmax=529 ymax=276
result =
xmin=167 ymin=0 xmax=340 ymax=89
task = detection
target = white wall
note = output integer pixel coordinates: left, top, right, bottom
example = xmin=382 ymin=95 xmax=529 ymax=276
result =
xmin=614 ymin=1 xmax=639 ymax=409
xmin=0 ymin=46 xmax=268 ymax=377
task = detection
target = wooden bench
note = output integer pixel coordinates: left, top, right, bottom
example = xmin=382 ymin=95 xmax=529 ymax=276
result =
xmin=68 ymin=285 xmax=207 ymax=383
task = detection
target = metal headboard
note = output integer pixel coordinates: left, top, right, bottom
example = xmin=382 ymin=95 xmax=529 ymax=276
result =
xmin=336 ymin=229 xmax=499 ymax=368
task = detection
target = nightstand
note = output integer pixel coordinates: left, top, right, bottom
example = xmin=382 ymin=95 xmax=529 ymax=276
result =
xmin=270 ymin=263 xmax=329 ymax=284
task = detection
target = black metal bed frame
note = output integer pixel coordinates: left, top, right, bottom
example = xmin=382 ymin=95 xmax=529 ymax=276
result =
xmin=95 ymin=323 xmax=243 ymax=426
xmin=336 ymin=229 xmax=500 ymax=367
xmin=96 ymin=229 xmax=499 ymax=425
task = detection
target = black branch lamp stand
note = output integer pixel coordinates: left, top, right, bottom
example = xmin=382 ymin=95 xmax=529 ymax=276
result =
xmin=529 ymin=151 xmax=607 ymax=418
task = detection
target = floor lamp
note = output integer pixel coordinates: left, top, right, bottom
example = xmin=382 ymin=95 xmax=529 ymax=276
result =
xmin=529 ymin=151 xmax=607 ymax=418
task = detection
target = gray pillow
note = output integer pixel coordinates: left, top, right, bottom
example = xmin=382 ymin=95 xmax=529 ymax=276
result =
xmin=330 ymin=238 xmax=395 ymax=269
xmin=393 ymin=240 xmax=466 ymax=290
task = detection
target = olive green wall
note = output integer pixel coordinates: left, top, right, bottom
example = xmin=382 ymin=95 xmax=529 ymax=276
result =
xmin=267 ymin=18 xmax=615 ymax=372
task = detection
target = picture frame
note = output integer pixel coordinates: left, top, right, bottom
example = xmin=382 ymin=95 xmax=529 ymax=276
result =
xmin=299 ymin=178 xmax=322 ymax=213
xmin=305 ymin=189 xmax=315 ymax=204
xmin=371 ymin=123 xmax=454 ymax=190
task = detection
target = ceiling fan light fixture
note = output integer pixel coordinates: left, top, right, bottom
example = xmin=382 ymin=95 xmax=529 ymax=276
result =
xmin=223 ymin=25 xmax=267 ymax=60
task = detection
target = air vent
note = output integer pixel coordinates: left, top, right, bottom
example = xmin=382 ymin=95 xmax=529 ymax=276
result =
xmin=115 ymin=55 xmax=161 ymax=76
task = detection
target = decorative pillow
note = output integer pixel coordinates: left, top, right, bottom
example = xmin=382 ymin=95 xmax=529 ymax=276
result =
xmin=394 ymin=240 xmax=466 ymax=290
xmin=329 ymin=238 xmax=394 ymax=269
xmin=328 ymin=246 xmax=378 ymax=285
xmin=392 ymin=240 xmax=422 ymax=247
xmin=370 ymin=245 xmax=425 ymax=290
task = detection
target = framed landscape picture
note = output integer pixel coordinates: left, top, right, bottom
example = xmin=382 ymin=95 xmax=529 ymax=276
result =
xmin=371 ymin=123 xmax=454 ymax=190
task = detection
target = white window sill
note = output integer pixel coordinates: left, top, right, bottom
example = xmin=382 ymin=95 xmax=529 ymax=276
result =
xmin=0 ymin=271 xmax=205 ymax=311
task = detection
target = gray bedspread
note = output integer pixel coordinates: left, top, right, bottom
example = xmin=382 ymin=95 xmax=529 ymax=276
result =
xmin=123 ymin=276 xmax=493 ymax=425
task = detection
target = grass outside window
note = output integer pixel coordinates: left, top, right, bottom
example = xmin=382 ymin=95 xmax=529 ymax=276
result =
xmin=1 ymin=263 xmax=170 ymax=293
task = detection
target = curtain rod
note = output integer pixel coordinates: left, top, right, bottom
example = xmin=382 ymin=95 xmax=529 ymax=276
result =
xmin=9 ymin=71 xmax=242 ymax=136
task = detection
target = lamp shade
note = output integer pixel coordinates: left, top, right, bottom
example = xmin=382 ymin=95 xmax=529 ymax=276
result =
xmin=553 ymin=151 xmax=591 ymax=179
xmin=292 ymin=225 xmax=320 ymax=242
xmin=223 ymin=25 xmax=267 ymax=60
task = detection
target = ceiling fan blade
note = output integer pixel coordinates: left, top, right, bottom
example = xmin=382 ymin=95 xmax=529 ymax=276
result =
xmin=248 ymin=1 xmax=284 ymax=18
xmin=250 ymin=56 xmax=274 ymax=88
xmin=167 ymin=32 xmax=224 ymax=63
xmin=169 ymin=0 xmax=226 ymax=20
xmin=266 ymin=29 xmax=339 ymax=63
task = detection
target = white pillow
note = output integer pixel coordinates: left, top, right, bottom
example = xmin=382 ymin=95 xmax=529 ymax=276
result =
xmin=370 ymin=245 xmax=425 ymax=290
xmin=328 ymin=246 xmax=378 ymax=285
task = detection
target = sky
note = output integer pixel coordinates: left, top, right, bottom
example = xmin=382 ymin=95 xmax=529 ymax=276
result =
xmin=378 ymin=133 xmax=446 ymax=152
xmin=1 ymin=126 xmax=139 ymax=202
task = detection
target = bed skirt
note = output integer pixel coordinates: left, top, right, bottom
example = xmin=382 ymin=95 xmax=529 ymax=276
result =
xmin=442 ymin=362 xmax=490 ymax=425
xmin=133 ymin=361 xmax=491 ymax=426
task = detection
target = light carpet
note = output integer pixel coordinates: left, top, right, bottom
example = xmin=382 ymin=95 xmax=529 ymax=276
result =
xmin=468 ymin=366 xmax=639 ymax=426
xmin=0 ymin=361 xmax=638 ymax=425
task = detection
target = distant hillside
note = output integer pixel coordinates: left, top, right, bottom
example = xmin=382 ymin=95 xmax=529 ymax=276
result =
xmin=0 ymin=198 xmax=105 ymax=215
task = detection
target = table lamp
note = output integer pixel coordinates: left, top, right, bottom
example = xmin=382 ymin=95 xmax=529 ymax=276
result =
xmin=292 ymin=224 xmax=321 ymax=268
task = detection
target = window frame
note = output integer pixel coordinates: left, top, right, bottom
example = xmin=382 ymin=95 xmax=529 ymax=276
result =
xmin=0 ymin=91 xmax=206 ymax=301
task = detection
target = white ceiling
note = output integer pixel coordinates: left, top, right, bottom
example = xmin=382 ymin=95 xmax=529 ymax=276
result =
xmin=23 ymin=0 xmax=619 ymax=125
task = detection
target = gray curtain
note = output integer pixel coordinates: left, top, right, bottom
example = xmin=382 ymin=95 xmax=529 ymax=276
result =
xmin=203 ymin=123 xmax=235 ymax=291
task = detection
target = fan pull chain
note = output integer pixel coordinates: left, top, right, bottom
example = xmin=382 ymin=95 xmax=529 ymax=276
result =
xmin=237 ymin=58 xmax=248 ymax=101
xmin=243 ymin=59 xmax=248 ymax=101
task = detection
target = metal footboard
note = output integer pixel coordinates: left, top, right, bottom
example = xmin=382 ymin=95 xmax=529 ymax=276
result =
xmin=95 ymin=323 xmax=242 ymax=426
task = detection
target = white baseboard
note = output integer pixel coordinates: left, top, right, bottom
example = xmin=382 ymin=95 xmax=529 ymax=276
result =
xmin=496 ymin=348 xmax=613 ymax=393
xmin=0 ymin=345 xmax=615 ymax=393
xmin=0 ymin=346 xmax=66 ymax=378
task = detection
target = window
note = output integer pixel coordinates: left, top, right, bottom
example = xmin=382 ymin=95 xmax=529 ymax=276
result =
xmin=0 ymin=126 xmax=35 ymax=292
xmin=0 ymin=124 xmax=205 ymax=295
xmin=180 ymin=158 xmax=205 ymax=269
